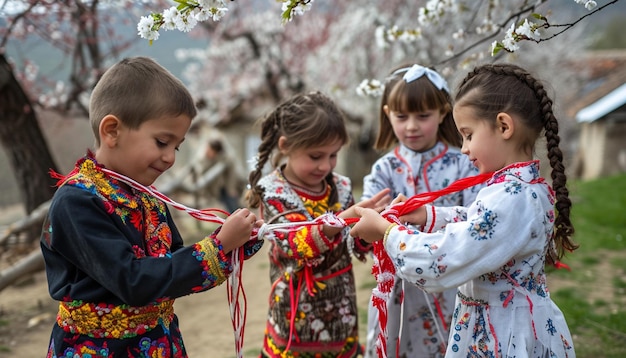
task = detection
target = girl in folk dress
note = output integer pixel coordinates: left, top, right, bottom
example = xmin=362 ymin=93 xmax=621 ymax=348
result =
xmin=362 ymin=64 xmax=482 ymax=358
xmin=247 ymin=91 xmax=390 ymax=358
xmin=351 ymin=63 xmax=578 ymax=357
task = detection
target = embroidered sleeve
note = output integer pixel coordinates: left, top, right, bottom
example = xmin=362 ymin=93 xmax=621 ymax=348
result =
xmin=191 ymin=234 xmax=232 ymax=291
xmin=43 ymin=186 xmax=234 ymax=306
xmin=422 ymin=204 xmax=469 ymax=233
xmin=242 ymin=238 xmax=265 ymax=260
xmin=385 ymin=182 xmax=550 ymax=293
xmin=272 ymin=222 xmax=339 ymax=261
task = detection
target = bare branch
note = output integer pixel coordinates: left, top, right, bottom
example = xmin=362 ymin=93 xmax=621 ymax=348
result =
xmin=538 ymin=0 xmax=619 ymax=42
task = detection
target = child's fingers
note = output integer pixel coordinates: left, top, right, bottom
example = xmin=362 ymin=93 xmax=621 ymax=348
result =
xmin=371 ymin=188 xmax=391 ymax=201
xmin=391 ymin=194 xmax=407 ymax=204
xmin=373 ymin=204 xmax=388 ymax=213
xmin=368 ymin=189 xmax=392 ymax=207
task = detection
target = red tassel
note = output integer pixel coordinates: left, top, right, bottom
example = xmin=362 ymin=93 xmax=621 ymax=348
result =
xmin=49 ymin=168 xmax=78 ymax=187
xmin=553 ymin=261 xmax=571 ymax=271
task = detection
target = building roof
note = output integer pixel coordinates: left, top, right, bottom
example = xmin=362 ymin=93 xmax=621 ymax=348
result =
xmin=567 ymin=50 xmax=626 ymax=123
xmin=576 ymin=83 xmax=626 ymax=122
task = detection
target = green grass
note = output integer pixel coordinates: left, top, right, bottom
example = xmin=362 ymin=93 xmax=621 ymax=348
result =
xmin=550 ymin=173 xmax=626 ymax=357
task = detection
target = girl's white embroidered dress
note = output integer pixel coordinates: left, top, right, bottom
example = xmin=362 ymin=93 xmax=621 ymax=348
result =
xmin=362 ymin=142 xmax=481 ymax=357
xmin=384 ymin=161 xmax=575 ymax=357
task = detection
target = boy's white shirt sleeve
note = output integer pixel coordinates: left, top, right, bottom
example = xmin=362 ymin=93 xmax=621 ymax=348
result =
xmin=384 ymin=182 xmax=547 ymax=293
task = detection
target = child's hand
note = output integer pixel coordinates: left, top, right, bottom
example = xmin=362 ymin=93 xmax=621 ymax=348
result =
xmin=217 ymin=208 xmax=263 ymax=253
xmin=349 ymin=206 xmax=393 ymax=243
xmin=339 ymin=188 xmax=391 ymax=219
xmin=398 ymin=206 xmax=427 ymax=227
xmin=364 ymin=188 xmax=392 ymax=212
xmin=391 ymin=194 xmax=407 ymax=205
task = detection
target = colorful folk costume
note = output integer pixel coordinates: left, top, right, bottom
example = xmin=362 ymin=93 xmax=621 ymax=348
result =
xmin=258 ymin=168 xmax=369 ymax=358
xmin=40 ymin=152 xmax=263 ymax=358
xmin=362 ymin=141 xmax=481 ymax=358
xmin=383 ymin=161 xmax=575 ymax=357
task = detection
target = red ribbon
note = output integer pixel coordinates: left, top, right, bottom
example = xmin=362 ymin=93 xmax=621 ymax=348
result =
xmin=366 ymin=172 xmax=492 ymax=357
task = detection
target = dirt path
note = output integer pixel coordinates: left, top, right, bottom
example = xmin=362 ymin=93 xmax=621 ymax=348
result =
xmin=0 ymin=240 xmax=376 ymax=358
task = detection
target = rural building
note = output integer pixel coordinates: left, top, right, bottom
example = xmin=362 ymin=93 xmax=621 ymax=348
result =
xmin=568 ymin=50 xmax=626 ymax=180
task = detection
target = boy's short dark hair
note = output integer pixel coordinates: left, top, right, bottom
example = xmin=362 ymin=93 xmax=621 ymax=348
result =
xmin=89 ymin=56 xmax=197 ymax=146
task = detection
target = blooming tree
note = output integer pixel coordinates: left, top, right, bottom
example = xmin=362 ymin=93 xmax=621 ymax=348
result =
xmin=136 ymin=0 xmax=615 ymax=144
xmin=0 ymin=0 xmax=179 ymax=216
xmin=0 ymin=0 xmax=616 ymax=216
xmin=139 ymin=1 xmax=613 ymax=61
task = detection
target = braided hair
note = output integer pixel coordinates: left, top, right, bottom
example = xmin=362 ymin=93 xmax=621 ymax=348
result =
xmin=246 ymin=91 xmax=349 ymax=209
xmin=455 ymin=63 xmax=578 ymax=264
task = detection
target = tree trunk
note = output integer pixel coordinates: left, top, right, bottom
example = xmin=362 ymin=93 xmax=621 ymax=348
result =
xmin=0 ymin=53 xmax=59 ymax=214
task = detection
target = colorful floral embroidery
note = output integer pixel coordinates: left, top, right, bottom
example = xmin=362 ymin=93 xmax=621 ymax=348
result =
xmin=60 ymin=155 xmax=174 ymax=258
xmin=468 ymin=203 xmax=498 ymax=240
xmin=53 ymin=340 xmax=110 ymax=358
xmin=191 ymin=238 xmax=230 ymax=291
xmin=259 ymin=168 xmax=362 ymax=357
xmin=384 ymin=161 xmax=575 ymax=357
xmin=57 ymin=300 xmax=174 ymax=339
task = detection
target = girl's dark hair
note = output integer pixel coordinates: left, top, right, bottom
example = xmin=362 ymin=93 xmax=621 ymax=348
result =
xmin=246 ymin=91 xmax=349 ymax=209
xmin=455 ymin=63 xmax=578 ymax=264
xmin=374 ymin=64 xmax=461 ymax=151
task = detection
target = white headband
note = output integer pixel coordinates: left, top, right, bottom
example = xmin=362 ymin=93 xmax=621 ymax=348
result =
xmin=392 ymin=64 xmax=449 ymax=93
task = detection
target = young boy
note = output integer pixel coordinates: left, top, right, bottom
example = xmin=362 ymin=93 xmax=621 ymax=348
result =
xmin=40 ymin=56 xmax=264 ymax=357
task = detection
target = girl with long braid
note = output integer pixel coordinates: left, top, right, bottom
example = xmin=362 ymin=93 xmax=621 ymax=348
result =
xmin=350 ymin=63 xmax=578 ymax=357
xmin=247 ymin=91 xmax=390 ymax=358
xmin=362 ymin=64 xmax=482 ymax=358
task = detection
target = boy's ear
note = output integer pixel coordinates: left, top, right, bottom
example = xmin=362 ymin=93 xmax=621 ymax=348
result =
xmin=496 ymin=112 xmax=514 ymax=140
xmin=99 ymin=115 xmax=123 ymax=147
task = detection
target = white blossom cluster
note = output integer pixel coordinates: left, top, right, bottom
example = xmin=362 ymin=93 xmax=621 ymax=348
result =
xmin=281 ymin=0 xmax=315 ymax=22
xmin=574 ymin=0 xmax=598 ymax=11
xmin=492 ymin=19 xmax=542 ymax=54
xmin=138 ymin=0 xmax=314 ymax=40
xmin=355 ymin=79 xmax=384 ymax=98
xmin=374 ymin=0 xmax=458 ymax=48
xmin=371 ymin=0 xmax=600 ymax=59
xmin=417 ymin=0 xmax=459 ymax=25
xmin=137 ymin=0 xmax=229 ymax=41
xmin=375 ymin=25 xmax=422 ymax=48
xmin=491 ymin=0 xmax=597 ymax=56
